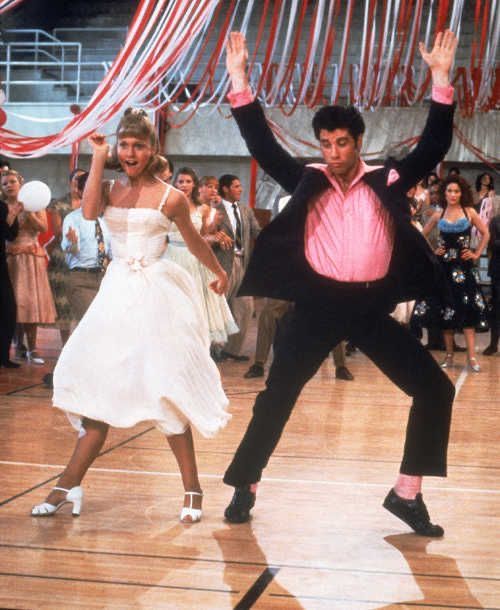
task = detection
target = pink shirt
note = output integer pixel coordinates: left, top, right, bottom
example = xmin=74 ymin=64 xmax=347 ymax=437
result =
xmin=304 ymin=161 xmax=394 ymax=281
xmin=228 ymin=85 xmax=454 ymax=282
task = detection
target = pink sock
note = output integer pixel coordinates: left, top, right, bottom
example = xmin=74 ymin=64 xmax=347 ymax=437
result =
xmin=394 ymin=474 xmax=422 ymax=500
xmin=249 ymin=483 xmax=258 ymax=494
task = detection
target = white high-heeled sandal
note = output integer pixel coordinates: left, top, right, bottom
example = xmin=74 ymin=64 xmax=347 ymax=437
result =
xmin=440 ymin=353 xmax=454 ymax=369
xmin=31 ymin=486 xmax=83 ymax=517
xmin=468 ymin=357 xmax=481 ymax=372
xmin=26 ymin=351 xmax=45 ymax=365
xmin=180 ymin=491 xmax=203 ymax=523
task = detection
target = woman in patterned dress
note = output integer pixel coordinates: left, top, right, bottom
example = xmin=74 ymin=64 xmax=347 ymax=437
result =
xmin=419 ymin=175 xmax=489 ymax=371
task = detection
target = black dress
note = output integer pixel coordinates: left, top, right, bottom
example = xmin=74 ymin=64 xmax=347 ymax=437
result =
xmin=0 ymin=200 xmax=19 ymax=364
xmin=412 ymin=215 xmax=488 ymax=331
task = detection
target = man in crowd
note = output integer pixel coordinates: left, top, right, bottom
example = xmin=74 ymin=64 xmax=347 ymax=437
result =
xmin=216 ymin=174 xmax=260 ymax=361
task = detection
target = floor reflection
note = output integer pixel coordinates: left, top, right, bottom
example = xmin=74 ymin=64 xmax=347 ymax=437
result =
xmin=213 ymin=524 xmax=305 ymax=609
xmin=377 ymin=533 xmax=484 ymax=609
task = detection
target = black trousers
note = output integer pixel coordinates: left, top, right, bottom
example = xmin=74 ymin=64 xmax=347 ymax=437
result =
xmin=224 ymin=283 xmax=455 ymax=487
xmin=0 ymin=268 xmax=17 ymax=364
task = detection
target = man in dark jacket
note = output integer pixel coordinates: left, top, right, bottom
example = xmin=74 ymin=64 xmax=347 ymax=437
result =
xmin=223 ymin=31 xmax=458 ymax=536
xmin=484 ymin=213 xmax=500 ymax=355
xmin=0 ymin=196 xmax=21 ymax=367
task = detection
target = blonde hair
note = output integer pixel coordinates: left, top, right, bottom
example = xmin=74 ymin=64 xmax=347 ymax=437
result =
xmin=1 ymin=169 xmax=24 ymax=197
xmin=107 ymin=107 xmax=165 ymax=176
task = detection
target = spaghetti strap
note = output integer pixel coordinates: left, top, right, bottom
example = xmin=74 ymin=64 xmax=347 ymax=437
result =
xmin=158 ymin=183 xmax=172 ymax=212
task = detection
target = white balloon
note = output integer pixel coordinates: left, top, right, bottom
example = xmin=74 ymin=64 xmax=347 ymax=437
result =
xmin=19 ymin=181 xmax=52 ymax=212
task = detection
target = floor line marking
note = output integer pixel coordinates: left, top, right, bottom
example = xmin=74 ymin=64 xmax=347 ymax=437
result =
xmin=454 ymin=365 xmax=469 ymax=397
xmin=1 ymin=461 xmax=498 ymax=495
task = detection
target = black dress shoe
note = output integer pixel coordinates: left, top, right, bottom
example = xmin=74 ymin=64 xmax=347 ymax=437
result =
xmin=220 ymin=351 xmax=250 ymax=362
xmin=383 ymin=489 xmax=444 ymax=537
xmin=0 ymin=360 xmax=21 ymax=369
xmin=244 ymin=364 xmax=264 ymax=378
xmin=224 ymin=486 xmax=256 ymax=523
xmin=483 ymin=344 xmax=498 ymax=356
xmin=335 ymin=366 xmax=354 ymax=381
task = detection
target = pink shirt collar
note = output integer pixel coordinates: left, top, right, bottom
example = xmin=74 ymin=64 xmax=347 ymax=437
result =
xmin=306 ymin=160 xmax=383 ymax=194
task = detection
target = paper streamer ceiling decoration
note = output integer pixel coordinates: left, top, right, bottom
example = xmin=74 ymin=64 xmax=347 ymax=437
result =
xmin=0 ymin=0 xmax=498 ymax=160
xmin=0 ymin=0 xmax=24 ymax=15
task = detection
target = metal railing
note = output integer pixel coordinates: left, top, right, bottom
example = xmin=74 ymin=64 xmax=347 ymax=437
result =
xmin=0 ymin=28 xmax=123 ymax=103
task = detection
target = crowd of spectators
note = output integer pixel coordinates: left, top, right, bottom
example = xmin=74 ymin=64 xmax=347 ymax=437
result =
xmin=1 ymin=153 xmax=499 ymax=375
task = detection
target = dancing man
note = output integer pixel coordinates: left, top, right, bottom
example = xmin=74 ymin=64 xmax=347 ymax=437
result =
xmin=223 ymin=30 xmax=458 ymax=536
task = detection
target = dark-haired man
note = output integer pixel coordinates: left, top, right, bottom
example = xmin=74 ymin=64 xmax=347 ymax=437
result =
xmin=223 ymin=31 xmax=458 ymax=536
xmin=216 ymin=174 xmax=260 ymax=361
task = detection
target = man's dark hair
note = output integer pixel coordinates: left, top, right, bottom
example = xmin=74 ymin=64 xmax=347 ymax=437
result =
xmin=218 ymin=174 xmax=239 ymax=197
xmin=0 ymin=155 xmax=10 ymax=170
xmin=312 ymin=105 xmax=365 ymax=140
xmin=76 ymin=171 xmax=89 ymax=194
xmin=447 ymin=166 xmax=461 ymax=176
xmin=70 ymin=167 xmax=85 ymax=181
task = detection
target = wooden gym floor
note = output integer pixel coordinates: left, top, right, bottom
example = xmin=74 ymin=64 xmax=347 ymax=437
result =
xmin=0 ymin=320 xmax=498 ymax=609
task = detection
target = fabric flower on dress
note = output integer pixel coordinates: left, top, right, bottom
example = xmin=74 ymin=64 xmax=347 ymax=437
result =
xmin=127 ymin=256 xmax=147 ymax=271
xmin=451 ymin=268 xmax=466 ymax=284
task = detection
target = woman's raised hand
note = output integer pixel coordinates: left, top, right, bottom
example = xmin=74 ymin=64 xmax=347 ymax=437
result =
xmin=88 ymin=133 xmax=109 ymax=157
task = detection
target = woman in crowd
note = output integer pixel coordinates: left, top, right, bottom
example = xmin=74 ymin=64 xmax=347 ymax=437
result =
xmin=472 ymin=172 xmax=495 ymax=249
xmin=474 ymin=172 xmax=495 ymax=210
xmin=418 ymin=175 xmax=489 ymax=371
xmin=165 ymin=167 xmax=238 ymax=345
xmin=156 ymin=155 xmax=174 ymax=184
xmin=31 ymin=108 xmax=230 ymax=523
xmin=2 ymin=170 xmax=56 ymax=364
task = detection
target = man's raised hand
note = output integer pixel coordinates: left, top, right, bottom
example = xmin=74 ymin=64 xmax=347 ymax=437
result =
xmin=226 ymin=32 xmax=250 ymax=92
xmin=419 ymin=29 xmax=458 ymax=87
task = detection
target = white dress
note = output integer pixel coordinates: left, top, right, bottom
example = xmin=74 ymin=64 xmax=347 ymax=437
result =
xmin=53 ymin=187 xmax=231 ymax=438
xmin=164 ymin=208 xmax=238 ymax=344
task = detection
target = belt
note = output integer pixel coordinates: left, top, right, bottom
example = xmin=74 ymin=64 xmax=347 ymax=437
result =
xmin=70 ymin=267 xmax=102 ymax=273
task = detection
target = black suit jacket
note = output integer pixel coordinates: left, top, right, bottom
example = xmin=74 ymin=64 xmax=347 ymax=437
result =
xmin=232 ymin=99 xmax=455 ymax=305
xmin=0 ymin=200 xmax=19 ymax=276
xmin=488 ymin=215 xmax=500 ymax=281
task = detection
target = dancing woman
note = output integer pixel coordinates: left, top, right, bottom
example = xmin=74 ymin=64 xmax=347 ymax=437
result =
xmin=31 ymin=109 xmax=230 ymax=523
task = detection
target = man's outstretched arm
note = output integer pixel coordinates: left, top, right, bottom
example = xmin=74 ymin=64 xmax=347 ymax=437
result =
xmin=226 ymin=32 xmax=304 ymax=194
xmin=393 ymin=30 xmax=458 ymax=190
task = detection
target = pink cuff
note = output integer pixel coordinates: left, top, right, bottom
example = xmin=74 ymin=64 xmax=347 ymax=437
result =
xmin=431 ymin=85 xmax=454 ymax=105
xmin=228 ymin=86 xmax=254 ymax=108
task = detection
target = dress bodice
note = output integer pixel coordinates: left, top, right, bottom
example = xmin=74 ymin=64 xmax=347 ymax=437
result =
xmin=168 ymin=208 xmax=203 ymax=245
xmin=437 ymin=216 xmax=472 ymax=266
xmin=103 ymin=206 xmax=172 ymax=264
xmin=437 ymin=216 xmax=471 ymax=252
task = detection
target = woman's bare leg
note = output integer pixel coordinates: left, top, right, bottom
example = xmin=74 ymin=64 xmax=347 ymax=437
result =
xmin=443 ymin=329 xmax=454 ymax=355
xmin=167 ymin=426 xmax=203 ymax=518
xmin=463 ymin=327 xmax=476 ymax=361
xmin=24 ymin=323 xmax=38 ymax=352
xmin=44 ymin=418 xmax=109 ymax=505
